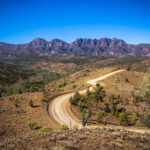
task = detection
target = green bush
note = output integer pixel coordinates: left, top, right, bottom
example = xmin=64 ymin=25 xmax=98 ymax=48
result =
xmin=104 ymin=119 xmax=107 ymax=125
xmin=72 ymin=84 xmax=76 ymax=89
xmin=125 ymin=77 xmax=129 ymax=82
xmin=82 ymin=108 xmax=91 ymax=127
xmin=29 ymin=99 xmax=33 ymax=107
xmin=73 ymin=124 xmax=79 ymax=131
xmin=115 ymin=110 xmax=118 ymax=118
xmin=14 ymin=98 xmax=19 ymax=107
xmin=132 ymin=113 xmax=137 ymax=125
xmin=40 ymin=127 xmax=53 ymax=132
xmin=59 ymin=124 xmax=69 ymax=130
xmin=58 ymin=82 xmax=66 ymax=88
xmin=28 ymin=121 xmax=37 ymax=130
xmin=78 ymin=101 xmax=83 ymax=112
xmin=119 ymin=109 xmax=128 ymax=124
xmin=69 ymin=91 xmax=81 ymax=105
xmin=96 ymin=110 xmax=105 ymax=122
xmin=92 ymin=83 xmax=106 ymax=109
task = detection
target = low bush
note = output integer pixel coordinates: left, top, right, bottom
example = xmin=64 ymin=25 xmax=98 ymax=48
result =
xmin=28 ymin=121 xmax=37 ymax=130
xmin=72 ymin=84 xmax=76 ymax=89
xmin=119 ymin=109 xmax=128 ymax=124
xmin=69 ymin=91 xmax=81 ymax=105
xmin=14 ymin=98 xmax=19 ymax=107
xmin=104 ymin=119 xmax=107 ymax=125
xmin=125 ymin=77 xmax=129 ymax=82
xmin=40 ymin=127 xmax=53 ymax=132
xmin=29 ymin=99 xmax=33 ymax=107
xmin=59 ymin=124 xmax=69 ymax=130
xmin=73 ymin=124 xmax=79 ymax=131
xmin=96 ymin=110 xmax=105 ymax=122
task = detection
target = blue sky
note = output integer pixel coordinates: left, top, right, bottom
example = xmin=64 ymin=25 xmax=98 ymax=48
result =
xmin=0 ymin=0 xmax=150 ymax=44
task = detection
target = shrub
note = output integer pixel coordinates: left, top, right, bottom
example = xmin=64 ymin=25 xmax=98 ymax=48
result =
xmin=14 ymin=98 xmax=19 ymax=107
xmin=42 ymin=98 xmax=46 ymax=103
xmin=96 ymin=110 xmax=105 ymax=122
xmin=92 ymin=83 xmax=106 ymax=109
xmin=58 ymin=82 xmax=66 ymax=88
xmin=29 ymin=99 xmax=33 ymax=107
xmin=111 ymin=108 xmax=115 ymax=116
xmin=73 ymin=124 xmax=79 ymax=131
xmin=127 ymin=66 xmax=131 ymax=71
xmin=59 ymin=124 xmax=69 ymax=130
xmin=125 ymin=78 xmax=129 ymax=82
xmin=72 ymin=84 xmax=76 ymax=89
xmin=82 ymin=108 xmax=91 ymax=127
xmin=140 ymin=112 xmax=150 ymax=128
xmin=104 ymin=101 xmax=110 ymax=112
xmin=78 ymin=101 xmax=83 ymax=112
xmin=40 ymin=127 xmax=53 ymax=132
xmin=28 ymin=121 xmax=37 ymax=130
xmin=104 ymin=119 xmax=107 ymax=125
xmin=144 ymin=90 xmax=150 ymax=98
xmin=54 ymin=86 xmax=62 ymax=91
xmin=119 ymin=109 xmax=128 ymax=124
xmin=115 ymin=110 xmax=118 ymax=118
xmin=132 ymin=113 xmax=137 ymax=125
xmin=71 ymin=80 xmax=75 ymax=84
xmin=86 ymin=88 xmax=91 ymax=99
xmin=15 ymin=103 xmax=19 ymax=107
xmin=70 ymin=91 xmax=81 ymax=105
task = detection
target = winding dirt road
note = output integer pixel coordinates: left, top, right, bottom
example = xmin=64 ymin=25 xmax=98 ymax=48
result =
xmin=49 ymin=70 xmax=125 ymax=128
xmin=48 ymin=69 xmax=150 ymax=133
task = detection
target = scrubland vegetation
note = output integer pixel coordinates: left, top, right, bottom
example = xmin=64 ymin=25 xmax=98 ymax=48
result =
xmin=70 ymin=69 xmax=150 ymax=128
xmin=0 ymin=55 xmax=150 ymax=148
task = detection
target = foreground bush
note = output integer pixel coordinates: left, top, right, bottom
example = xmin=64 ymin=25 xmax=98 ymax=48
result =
xmin=40 ymin=127 xmax=53 ymax=132
xmin=28 ymin=121 xmax=37 ymax=130
xmin=73 ymin=124 xmax=79 ymax=131
xmin=59 ymin=124 xmax=69 ymax=130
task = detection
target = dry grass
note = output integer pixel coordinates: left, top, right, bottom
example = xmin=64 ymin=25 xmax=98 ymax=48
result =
xmin=0 ymin=92 xmax=52 ymax=141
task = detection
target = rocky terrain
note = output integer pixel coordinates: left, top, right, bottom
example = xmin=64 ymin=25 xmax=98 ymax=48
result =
xmin=0 ymin=38 xmax=150 ymax=58
xmin=1 ymin=128 xmax=150 ymax=150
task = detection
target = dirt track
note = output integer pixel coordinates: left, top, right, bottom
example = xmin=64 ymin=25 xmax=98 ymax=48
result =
xmin=48 ymin=70 xmax=150 ymax=133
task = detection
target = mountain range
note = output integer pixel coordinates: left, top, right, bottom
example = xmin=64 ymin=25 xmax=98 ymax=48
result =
xmin=0 ymin=38 xmax=150 ymax=57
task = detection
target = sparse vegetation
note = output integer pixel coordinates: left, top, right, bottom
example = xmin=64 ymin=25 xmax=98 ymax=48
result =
xmin=140 ymin=112 xmax=150 ymax=128
xmin=96 ymin=109 xmax=105 ymax=122
xmin=59 ymin=124 xmax=69 ymax=130
xmin=29 ymin=99 xmax=33 ymax=107
xmin=28 ymin=121 xmax=37 ymax=130
xmin=92 ymin=83 xmax=106 ymax=109
xmin=70 ymin=91 xmax=81 ymax=105
xmin=82 ymin=108 xmax=91 ymax=127
xmin=119 ymin=109 xmax=128 ymax=124
xmin=73 ymin=124 xmax=79 ymax=131
xmin=40 ymin=127 xmax=53 ymax=132
xmin=1 ymin=55 xmax=150 ymax=142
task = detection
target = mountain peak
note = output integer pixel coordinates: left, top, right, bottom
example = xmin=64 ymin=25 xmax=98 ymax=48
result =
xmin=0 ymin=37 xmax=150 ymax=56
xmin=50 ymin=39 xmax=67 ymax=43
xmin=31 ymin=38 xmax=47 ymax=43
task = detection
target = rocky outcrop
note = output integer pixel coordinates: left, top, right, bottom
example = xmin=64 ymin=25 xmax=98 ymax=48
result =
xmin=0 ymin=38 xmax=150 ymax=57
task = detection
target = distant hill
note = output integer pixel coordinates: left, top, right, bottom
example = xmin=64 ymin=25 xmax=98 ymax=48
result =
xmin=0 ymin=63 xmax=32 ymax=85
xmin=0 ymin=38 xmax=150 ymax=57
